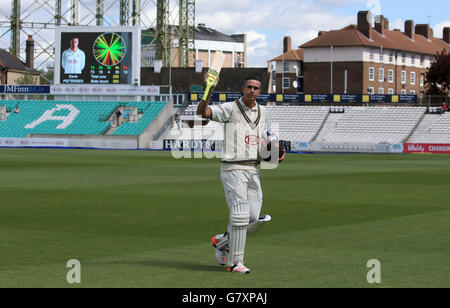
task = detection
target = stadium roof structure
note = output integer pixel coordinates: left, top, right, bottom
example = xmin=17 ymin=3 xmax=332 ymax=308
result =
xmin=300 ymin=24 xmax=449 ymax=55
xmin=194 ymin=24 xmax=245 ymax=43
xmin=142 ymin=24 xmax=245 ymax=45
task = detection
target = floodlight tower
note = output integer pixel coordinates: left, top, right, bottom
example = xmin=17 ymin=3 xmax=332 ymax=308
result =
xmin=178 ymin=0 xmax=195 ymax=67
xmin=70 ymin=0 xmax=80 ymax=26
xmin=156 ymin=0 xmax=170 ymax=67
xmin=96 ymin=0 xmax=105 ymax=26
xmin=120 ymin=0 xmax=129 ymax=26
xmin=10 ymin=0 xmax=21 ymax=57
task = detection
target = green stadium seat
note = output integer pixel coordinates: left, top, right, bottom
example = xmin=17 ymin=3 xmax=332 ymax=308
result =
xmin=0 ymin=100 xmax=167 ymax=138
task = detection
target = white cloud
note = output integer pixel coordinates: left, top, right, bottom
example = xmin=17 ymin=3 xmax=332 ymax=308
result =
xmin=195 ymin=0 xmax=366 ymax=66
xmin=245 ymin=30 xmax=270 ymax=67
xmin=389 ymin=18 xmax=404 ymax=32
xmin=434 ymin=21 xmax=450 ymax=39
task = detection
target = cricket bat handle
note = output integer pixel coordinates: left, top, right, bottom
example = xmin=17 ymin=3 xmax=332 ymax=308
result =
xmin=202 ymin=84 xmax=214 ymax=102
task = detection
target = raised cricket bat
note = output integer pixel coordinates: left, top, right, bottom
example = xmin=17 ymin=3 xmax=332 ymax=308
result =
xmin=202 ymin=51 xmax=226 ymax=101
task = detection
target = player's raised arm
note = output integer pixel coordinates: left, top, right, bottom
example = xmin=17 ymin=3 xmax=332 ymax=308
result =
xmin=196 ymin=51 xmax=225 ymax=119
xmin=196 ymin=73 xmax=215 ymax=119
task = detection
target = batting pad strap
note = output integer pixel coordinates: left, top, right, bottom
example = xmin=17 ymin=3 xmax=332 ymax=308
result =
xmin=229 ymin=201 xmax=250 ymax=227
xmin=230 ymin=213 xmax=250 ymax=226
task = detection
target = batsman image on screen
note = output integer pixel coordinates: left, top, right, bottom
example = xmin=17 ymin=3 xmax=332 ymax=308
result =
xmin=60 ymin=32 xmax=133 ymax=85
xmin=61 ymin=38 xmax=85 ymax=74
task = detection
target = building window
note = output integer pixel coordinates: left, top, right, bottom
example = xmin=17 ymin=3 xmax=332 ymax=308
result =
xmin=410 ymin=90 xmax=416 ymax=95
xmin=411 ymin=55 xmax=416 ymax=65
xmin=420 ymin=74 xmax=424 ymax=87
xmin=379 ymin=50 xmax=383 ymax=62
xmin=368 ymin=87 xmax=375 ymax=94
xmin=401 ymin=70 xmax=406 ymax=84
xmin=379 ymin=68 xmax=384 ymax=82
xmin=410 ymin=72 xmax=416 ymax=85
xmin=388 ymin=69 xmax=394 ymax=83
xmin=282 ymin=77 xmax=290 ymax=89
xmin=369 ymin=49 xmax=374 ymax=61
xmin=402 ymin=53 xmax=406 ymax=65
xmin=401 ymin=89 xmax=407 ymax=94
xmin=388 ymin=88 xmax=394 ymax=94
xmin=389 ymin=51 xmax=394 ymax=63
xmin=420 ymin=55 xmax=424 ymax=66
xmin=369 ymin=67 xmax=375 ymax=81
xmin=378 ymin=88 xmax=384 ymax=94
xmin=283 ymin=61 xmax=289 ymax=72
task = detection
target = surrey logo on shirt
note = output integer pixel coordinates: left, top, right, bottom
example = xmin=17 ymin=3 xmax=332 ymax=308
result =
xmin=245 ymin=135 xmax=260 ymax=146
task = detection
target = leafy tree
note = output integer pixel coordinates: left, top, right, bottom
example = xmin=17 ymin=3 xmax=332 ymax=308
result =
xmin=425 ymin=49 xmax=450 ymax=96
xmin=39 ymin=68 xmax=54 ymax=84
xmin=13 ymin=71 xmax=40 ymax=99
xmin=14 ymin=71 xmax=38 ymax=85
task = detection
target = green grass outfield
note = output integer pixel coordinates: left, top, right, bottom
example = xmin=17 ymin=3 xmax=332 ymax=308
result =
xmin=0 ymin=148 xmax=449 ymax=288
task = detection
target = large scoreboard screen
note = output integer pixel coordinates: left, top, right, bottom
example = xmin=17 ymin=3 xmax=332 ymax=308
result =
xmin=55 ymin=27 xmax=140 ymax=86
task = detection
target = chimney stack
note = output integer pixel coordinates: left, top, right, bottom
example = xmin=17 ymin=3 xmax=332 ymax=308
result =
xmin=383 ymin=18 xmax=389 ymax=31
xmin=375 ymin=15 xmax=385 ymax=34
xmin=405 ymin=20 xmax=415 ymax=39
xmin=357 ymin=11 xmax=372 ymax=39
xmin=283 ymin=36 xmax=292 ymax=53
xmin=25 ymin=35 xmax=34 ymax=69
xmin=444 ymin=27 xmax=450 ymax=44
xmin=416 ymin=24 xmax=433 ymax=39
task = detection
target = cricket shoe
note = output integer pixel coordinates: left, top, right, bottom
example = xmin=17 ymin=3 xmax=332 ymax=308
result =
xmin=211 ymin=232 xmax=229 ymax=266
xmin=227 ymin=262 xmax=250 ymax=274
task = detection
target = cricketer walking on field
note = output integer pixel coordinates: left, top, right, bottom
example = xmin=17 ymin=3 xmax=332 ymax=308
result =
xmin=197 ymin=75 xmax=286 ymax=274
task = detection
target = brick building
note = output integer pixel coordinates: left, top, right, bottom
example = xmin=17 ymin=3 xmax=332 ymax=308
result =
xmin=269 ymin=36 xmax=304 ymax=94
xmin=300 ymin=11 xmax=449 ymax=96
xmin=0 ymin=36 xmax=40 ymax=85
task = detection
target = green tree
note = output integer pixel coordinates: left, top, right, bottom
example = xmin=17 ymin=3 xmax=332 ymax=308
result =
xmin=14 ymin=71 xmax=38 ymax=85
xmin=13 ymin=71 xmax=40 ymax=100
xmin=425 ymin=49 xmax=450 ymax=96
xmin=39 ymin=68 xmax=54 ymax=85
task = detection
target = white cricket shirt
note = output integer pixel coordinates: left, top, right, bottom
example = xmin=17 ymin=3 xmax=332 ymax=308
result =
xmin=210 ymin=98 xmax=267 ymax=171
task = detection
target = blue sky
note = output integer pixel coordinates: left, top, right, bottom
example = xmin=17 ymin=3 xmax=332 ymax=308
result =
xmin=196 ymin=0 xmax=450 ymax=67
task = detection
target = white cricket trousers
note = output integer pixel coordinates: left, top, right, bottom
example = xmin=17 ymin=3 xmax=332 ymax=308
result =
xmin=220 ymin=169 xmax=263 ymax=267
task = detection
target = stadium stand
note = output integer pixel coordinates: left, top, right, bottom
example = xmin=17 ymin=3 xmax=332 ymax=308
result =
xmin=407 ymin=112 xmax=450 ymax=144
xmin=165 ymin=105 xmax=330 ymax=142
xmin=320 ymin=107 xmax=426 ymax=144
xmin=0 ymin=100 xmax=168 ymax=138
xmin=166 ymin=105 xmax=435 ymax=145
xmin=165 ymin=116 xmax=224 ymax=140
xmin=266 ymin=106 xmax=329 ymax=142
xmin=3 ymin=100 xmax=449 ymax=150
xmin=112 ymin=102 xmax=167 ymax=136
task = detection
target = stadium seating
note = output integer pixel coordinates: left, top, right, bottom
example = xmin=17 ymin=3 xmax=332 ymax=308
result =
xmin=321 ymin=107 xmax=426 ymax=144
xmin=407 ymin=112 xmax=450 ymax=144
xmin=112 ymin=102 xmax=167 ymax=136
xmin=266 ymin=106 xmax=329 ymax=142
xmin=3 ymin=100 xmax=447 ymax=147
xmin=166 ymin=105 xmax=330 ymax=142
xmin=0 ymin=100 xmax=167 ymax=137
